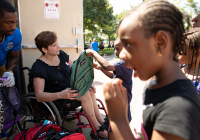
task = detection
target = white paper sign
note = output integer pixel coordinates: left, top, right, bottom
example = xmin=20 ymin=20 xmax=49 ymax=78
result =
xmin=44 ymin=0 xmax=60 ymax=19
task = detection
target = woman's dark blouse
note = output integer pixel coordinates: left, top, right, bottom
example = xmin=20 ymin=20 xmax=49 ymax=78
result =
xmin=31 ymin=50 xmax=70 ymax=92
xmin=31 ymin=50 xmax=70 ymax=109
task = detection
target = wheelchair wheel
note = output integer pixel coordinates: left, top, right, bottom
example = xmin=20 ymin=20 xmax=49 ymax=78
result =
xmin=19 ymin=92 xmax=62 ymax=130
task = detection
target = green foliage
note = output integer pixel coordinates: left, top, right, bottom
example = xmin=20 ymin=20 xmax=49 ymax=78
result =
xmin=186 ymin=0 xmax=200 ymax=13
xmin=83 ymin=0 xmax=114 ymax=33
xmin=171 ymin=0 xmax=200 ymax=29
xmin=115 ymin=9 xmax=130 ymax=23
xmin=98 ymin=48 xmax=114 ymax=56
xmin=171 ymin=0 xmax=200 ymax=16
xmin=101 ymin=16 xmax=118 ymax=44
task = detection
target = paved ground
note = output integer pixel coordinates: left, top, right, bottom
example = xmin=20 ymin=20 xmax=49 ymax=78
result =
xmin=64 ymin=53 xmax=147 ymax=140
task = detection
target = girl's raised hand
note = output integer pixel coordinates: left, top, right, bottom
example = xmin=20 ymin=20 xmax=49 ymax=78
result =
xmin=85 ymin=49 xmax=94 ymax=57
xmin=103 ymin=78 xmax=128 ymax=121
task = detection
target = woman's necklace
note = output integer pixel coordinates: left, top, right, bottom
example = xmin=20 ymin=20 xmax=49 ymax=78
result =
xmin=0 ymin=35 xmax=5 ymax=45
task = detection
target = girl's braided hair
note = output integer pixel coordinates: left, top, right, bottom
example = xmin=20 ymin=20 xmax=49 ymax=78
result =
xmin=117 ymin=0 xmax=190 ymax=61
xmin=183 ymin=28 xmax=200 ymax=80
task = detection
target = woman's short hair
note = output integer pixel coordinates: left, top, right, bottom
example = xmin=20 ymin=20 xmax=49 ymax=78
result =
xmin=35 ymin=31 xmax=57 ymax=55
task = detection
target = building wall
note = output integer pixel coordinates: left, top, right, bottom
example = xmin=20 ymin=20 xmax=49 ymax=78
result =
xmin=18 ymin=0 xmax=83 ymax=91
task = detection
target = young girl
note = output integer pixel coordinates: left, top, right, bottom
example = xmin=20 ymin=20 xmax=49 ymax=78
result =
xmin=179 ymin=28 xmax=200 ymax=96
xmin=102 ymin=0 xmax=200 ymax=140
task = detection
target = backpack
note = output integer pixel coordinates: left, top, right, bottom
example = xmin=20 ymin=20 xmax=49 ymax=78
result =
xmin=14 ymin=123 xmax=61 ymax=140
xmin=14 ymin=123 xmax=85 ymax=140
xmin=0 ymin=86 xmax=20 ymax=132
xmin=60 ymin=133 xmax=85 ymax=140
xmin=70 ymin=50 xmax=94 ymax=98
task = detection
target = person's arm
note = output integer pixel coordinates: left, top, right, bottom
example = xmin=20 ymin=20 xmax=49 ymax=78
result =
xmin=6 ymin=50 xmax=20 ymax=71
xmin=33 ymin=77 xmax=79 ymax=102
xmin=93 ymin=62 xmax=113 ymax=78
xmin=86 ymin=49 xmax=115 ymax=71
xmin=103 ymin=78 xmax=135 ymax=140
xmin=2 ymin=50 xmax=20 ymax=87
xmin=100 ymin=67 xmax=113 ymax=78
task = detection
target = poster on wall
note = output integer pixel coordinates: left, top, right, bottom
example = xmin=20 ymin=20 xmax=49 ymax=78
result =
xmin=44 ymin=0 xmax=60 ymax=19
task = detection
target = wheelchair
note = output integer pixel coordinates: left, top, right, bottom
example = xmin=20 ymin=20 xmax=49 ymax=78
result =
xmin=19 ymin=67 xmax=108 ymax=140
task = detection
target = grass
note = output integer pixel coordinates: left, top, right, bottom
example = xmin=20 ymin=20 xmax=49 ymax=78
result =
xmin=98 ymin=48 xmax=115 ymax=56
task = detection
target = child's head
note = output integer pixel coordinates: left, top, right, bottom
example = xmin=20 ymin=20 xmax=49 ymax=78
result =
xmin=117 ymin=0 xmax=188 ymax=80
xmin=179 ymin=28 xmax=200 ymax=76
xmin=114 ymin=38 xmax=123 ymax=58
xmin=191 ymin=13 xmax=200 ymax=28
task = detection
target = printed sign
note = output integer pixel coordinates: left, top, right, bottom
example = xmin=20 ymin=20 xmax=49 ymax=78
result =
xmin=44 ymin=0 xmax=60 ymax=19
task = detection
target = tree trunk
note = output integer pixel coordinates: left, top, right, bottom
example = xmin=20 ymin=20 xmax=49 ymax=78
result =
xmin=83 ymin=29 xmax=85 ymax=44
xmin=108 ymin=35 xmax=110 ymax=45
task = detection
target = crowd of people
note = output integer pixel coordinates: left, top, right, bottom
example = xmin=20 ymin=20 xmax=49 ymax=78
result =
xmin=1 ymin=0 xmax=200 ymax=139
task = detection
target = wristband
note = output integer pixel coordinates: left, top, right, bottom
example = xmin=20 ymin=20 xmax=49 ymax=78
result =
xmin=6 ymin=71 xmax=14 ymax=75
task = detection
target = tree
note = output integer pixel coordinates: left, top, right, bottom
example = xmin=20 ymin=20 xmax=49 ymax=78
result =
xmin=83 ymin=0 xmax=114 ymax=34
xmin=116 ymin=9 xmax=129 ymax=23
xmin=171 ymin=0 xmax=200 ymax=29
xmin=101 ymin=16 xmax=118 ymax=45
xmin=186 ymin=0 xmax=200 ymax=13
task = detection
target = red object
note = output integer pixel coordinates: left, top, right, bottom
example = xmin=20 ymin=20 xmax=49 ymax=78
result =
xmin=55 ymin=3 xmax=59 ymax=7
xmin=45 ymin=3 xmax=49 ymax=7
xmin=61 ymin=133 xmax=86 ymax=140
xmin=14 ymin=123 xmax=61 ymax=140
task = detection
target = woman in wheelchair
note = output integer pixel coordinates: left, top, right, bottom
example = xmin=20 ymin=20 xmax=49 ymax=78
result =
xmin=31 ymin=31 xmax=108 ymax=138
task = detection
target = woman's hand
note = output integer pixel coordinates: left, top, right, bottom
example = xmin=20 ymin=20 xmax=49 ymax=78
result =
xmin=58 ymin=88 xmax=79 ymax=100
xmin=90 ymin=84 xmax=96 ymax=93
xmin=103 ymin=78 xmax=128 ymax=121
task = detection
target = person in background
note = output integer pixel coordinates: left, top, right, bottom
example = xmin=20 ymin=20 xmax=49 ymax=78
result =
xmin=86 ymin=37 xmax=133 ymax=140
xmin=111 ymin=42 xmax=114 ymax=50
xmin=107 ymin=44 xmax=111 ymax=50
xmin=191 ymin=12 xmax=200 ymax=28
xmin=91 ymin=38 xmax=99 ymax=52
xmin=89 ymin=40 xmax=92 ymax=48
xmin=179 ymin=28 xmax=200 ymax=96
xmin=103 ymin=0 xmax=200 ymax=140
xmin=0 ymin=0 xmax=22 ymax=87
